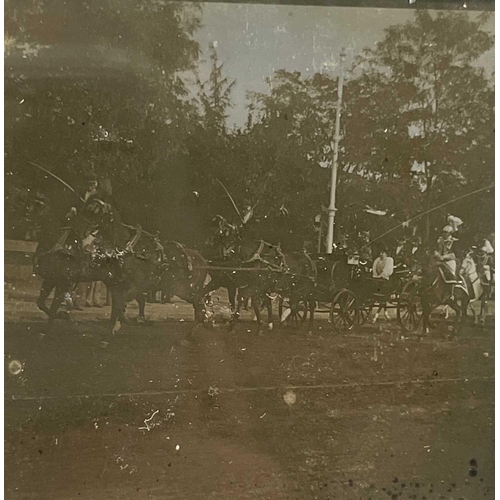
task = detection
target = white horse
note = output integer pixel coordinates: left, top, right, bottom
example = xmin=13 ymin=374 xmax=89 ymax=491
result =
xmin=455 ymin=252 xmax=489 ymax=326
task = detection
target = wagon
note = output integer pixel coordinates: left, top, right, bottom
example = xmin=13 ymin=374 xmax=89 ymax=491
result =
xmin=310 ymin=251 xmax=423 ymax=334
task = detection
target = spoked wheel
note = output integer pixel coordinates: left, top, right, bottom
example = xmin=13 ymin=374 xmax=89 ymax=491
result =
xmin=397 ymin=281 xmax=423 ymax=332
xmin=330 ymin=289 xmax=358 ymax=333
xmin=280 ymin=298 xmax=306 ymax=327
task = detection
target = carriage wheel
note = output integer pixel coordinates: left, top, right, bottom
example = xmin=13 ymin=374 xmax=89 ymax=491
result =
xmin=397 ymin=281 xmax=422 ymax=332
xmin=330 ymin=290 xmax=357 ymax=333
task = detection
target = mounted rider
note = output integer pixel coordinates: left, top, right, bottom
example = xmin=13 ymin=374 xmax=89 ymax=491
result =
xmin=435 ymin=225 xmax=458 ymax=276
xmin=476 ymin=239 xmax=495 ymax=293
xmin=394 ymin=236 xmax=410 ymax=270
xmin=206 ymin=214 xmax=240 ymax=259
xmin=434 ymin=217 xmax=466 ymax=300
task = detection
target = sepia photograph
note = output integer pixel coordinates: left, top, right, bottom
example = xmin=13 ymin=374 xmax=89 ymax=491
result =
xmin=4 ymin=0 xmax=495 ymax=498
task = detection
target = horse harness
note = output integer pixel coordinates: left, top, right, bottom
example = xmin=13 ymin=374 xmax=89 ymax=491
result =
xmin=242 ymin=240 xmax=289 ymax=273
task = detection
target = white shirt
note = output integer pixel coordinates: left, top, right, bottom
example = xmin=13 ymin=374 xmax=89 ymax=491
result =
xmin=372 ymin=256 xmax=394 ymax=280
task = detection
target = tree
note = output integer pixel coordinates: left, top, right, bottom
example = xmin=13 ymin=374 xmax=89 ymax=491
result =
xmin=183 ymin=47 xmax=240 ymax=244
xmin=197 ymin=47 xmax=236 ymax=135
xmin=4 ymin=1 xmax=203 ymax=242
xmin=343 ymin=11 xmax=494 ymax=240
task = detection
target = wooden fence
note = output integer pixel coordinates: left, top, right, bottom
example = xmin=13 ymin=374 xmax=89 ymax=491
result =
xmin=4 ymin=239 xmax=38 ymax=281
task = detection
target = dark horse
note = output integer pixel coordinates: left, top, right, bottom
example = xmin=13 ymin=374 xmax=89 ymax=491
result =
xmin=419 ymin=252 xmax=470 ymax=333
xmin=34 ymin=201 xmax=112 ymax=330
xmin=80 ymin=200 xmax=208 ymax=333
xmin=204 ymin=237 xmax=288 ymax=330
xmin=276 ymin=250 xmax=318 ymax=329
xmin=35 ymin=197 xmax=207 ymax=333
xmin=134 ymin=240 xmax=208 ymax=324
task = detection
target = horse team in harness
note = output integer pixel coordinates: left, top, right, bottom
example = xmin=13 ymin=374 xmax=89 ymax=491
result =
xmin=32 ymin=175 xmax=494 ymax=335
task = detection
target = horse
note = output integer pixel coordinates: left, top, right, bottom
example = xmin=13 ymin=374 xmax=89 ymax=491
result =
xmin=34 ymin=197 xmax=206 ymax=334
xmin=85 ymin=209 xmax=209 ymax=333
xmin=458 ymin=252 xmax=489 ymax=326
xmin=33 ymin=200 xmax=113 ymax=330
xmin=276 ymin=250 xmax=317 ymax=329
xmin=204 ymin=238 xmax=286 ymax=330
xmin=419 ymin=253 xmax=470 ymax=334
xmin=154 ymin=241 xmax=208 ymax=324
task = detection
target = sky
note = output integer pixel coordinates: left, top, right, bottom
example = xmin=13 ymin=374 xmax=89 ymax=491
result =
xmin=190 ymin=4 xmax=495 ymax=127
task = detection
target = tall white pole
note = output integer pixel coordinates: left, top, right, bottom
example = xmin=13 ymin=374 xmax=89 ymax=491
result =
xmin=325 ymin=48 xmax=346 ymax=254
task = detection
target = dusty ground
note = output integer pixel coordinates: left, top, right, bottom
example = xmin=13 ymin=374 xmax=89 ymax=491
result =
xmin=4 ymin=286 xmax=495 ymax=500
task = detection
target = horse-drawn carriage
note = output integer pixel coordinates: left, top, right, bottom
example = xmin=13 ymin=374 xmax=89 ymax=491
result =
xmin=308 ymin=251 xmax=423 ymax=333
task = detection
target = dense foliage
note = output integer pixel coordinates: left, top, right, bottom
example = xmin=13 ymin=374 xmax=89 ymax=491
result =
xmin=5 ymin=6 xmax=494 ymax=251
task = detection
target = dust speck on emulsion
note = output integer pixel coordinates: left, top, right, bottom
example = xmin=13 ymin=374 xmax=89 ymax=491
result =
xmin=8 ymin=359 xmax=23 ymax=375
xmin=283 ymin=390 xmax=297 ymax=406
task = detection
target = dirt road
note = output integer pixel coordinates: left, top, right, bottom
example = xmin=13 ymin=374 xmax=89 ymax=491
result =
xmin=4 ymin=305 xmax=494 ymax=499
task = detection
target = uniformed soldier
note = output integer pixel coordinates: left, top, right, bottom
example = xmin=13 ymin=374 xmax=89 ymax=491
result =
xmin=476 ymin=240 xmax=494 ymax=291
xmin=435 ymin=225 xmax=458 ymax=275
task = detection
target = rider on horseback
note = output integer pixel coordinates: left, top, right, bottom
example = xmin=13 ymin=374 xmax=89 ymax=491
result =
xmin=435 ymin=224 xmax=461 ymax=300
xmin=476 ymin=239 xmax=495 ymax=295
xmin=207 ymin=215 xmax=240 ymax=259
xmin=394 ymin=236 xmax=410 ymax=270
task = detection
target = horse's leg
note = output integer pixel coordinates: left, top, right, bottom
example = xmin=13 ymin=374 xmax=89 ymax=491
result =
xmin=480 ymin=299 xmax=487 ymax=326
xmin=264 ymin=295 xmax=274 ymax=330
xmin=228 ymin=285 xmax=238 ymax=320
xmin=37 ymin=280 xmax=54 ymax=316
xmin=252 ymin=295 xmax=263 ymax=328
xmin=383 ymin=303 xmax=390 ymax=320
xmin=190 ymin=291 xmax=206 ymax=324
xmin=462 ymin=297 xmax=469 ymax=327
xmin=136 ymin=293 xmax=147 ymax=323
xmin=444 ymin=305 xmax=450 ymax=320
xmin=47 ymin=286 xmax=65 ymax=332
xmin=290 ymin=296 xmax=302 ymax=328
xmin=229 ymin=292 xmax=243 ymax=330
xmin=371 ymin=306 xmax=381 ymax=323
xmin=421 ymin=295 xmax=432 ymax=334
xmin=468 ymin=301 xmax=477 ymax=325
xmin=308 ymin=298 xmax=315 ymax=330
xmin=300 ymin=302 xmax=308 ymax=324
xmin=110 ymin=289 xmax=124 ymax=335
xmin=447 ymin=293 xmax=467 ymax=331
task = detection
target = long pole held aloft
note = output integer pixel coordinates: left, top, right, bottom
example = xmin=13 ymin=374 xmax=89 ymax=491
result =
xmin=27 ymin=160 xmax=85 ymax=203
xmin=367 ymin=182 xmax=495 ymax=247
xmin=326 ymin=48 xmax=346 ymax=254
xmin=216 ymin=178 xmax=243 ymax=223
